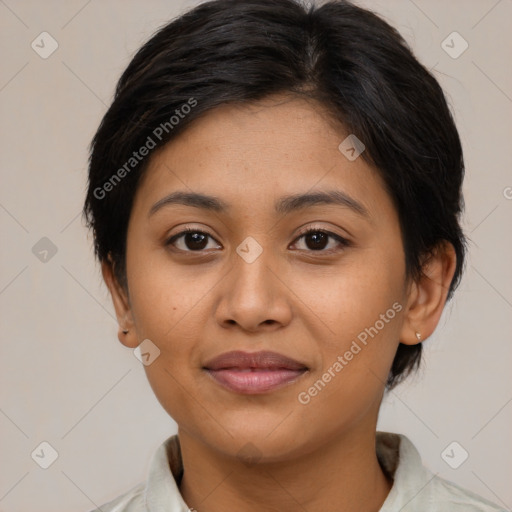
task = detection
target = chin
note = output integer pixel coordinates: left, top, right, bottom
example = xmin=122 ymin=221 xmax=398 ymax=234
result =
xmin=206 ymin=421 xmax=312 ymax=464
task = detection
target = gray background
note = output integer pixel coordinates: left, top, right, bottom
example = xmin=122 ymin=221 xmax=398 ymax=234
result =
xmin=0 ymin=0 xmax=511 ymax=510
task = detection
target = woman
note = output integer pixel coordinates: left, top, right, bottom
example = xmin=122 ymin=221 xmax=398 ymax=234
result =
xmin=83 ymin=0 xmax=505 ymax=510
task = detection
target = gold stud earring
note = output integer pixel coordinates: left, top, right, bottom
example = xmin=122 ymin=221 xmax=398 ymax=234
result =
xmin=415 ymin=332 xmax=422 ymax=342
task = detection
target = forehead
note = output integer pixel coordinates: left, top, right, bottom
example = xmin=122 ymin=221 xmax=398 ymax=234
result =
xmin=133 ymin=95 xmax=393 ymax=222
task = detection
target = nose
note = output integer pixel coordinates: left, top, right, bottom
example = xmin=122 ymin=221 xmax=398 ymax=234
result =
xmin=214 ymin=243 xmax=293 ymax=333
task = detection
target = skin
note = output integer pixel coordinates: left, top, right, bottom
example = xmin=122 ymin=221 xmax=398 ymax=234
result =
xmin=102 ymin=94 xmax=456 ymax=512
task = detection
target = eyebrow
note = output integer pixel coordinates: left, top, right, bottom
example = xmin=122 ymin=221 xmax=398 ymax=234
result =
xmin=148 ymin=190 xmax=369 ymax=218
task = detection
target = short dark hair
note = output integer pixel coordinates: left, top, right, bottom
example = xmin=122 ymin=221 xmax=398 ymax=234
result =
xmin=83 ymin=0 xmax=467 ymax=389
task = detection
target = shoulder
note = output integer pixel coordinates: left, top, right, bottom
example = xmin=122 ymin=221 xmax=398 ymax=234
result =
xmin=87 ymin=481 xmax=145 ymax=512
xmin=426 ymin=473 xmax=508 ymax=512
xmin=377 ymin=432 xmax=507 ymax=512
xmin=86 ymin=434 xmax=186 ymax=512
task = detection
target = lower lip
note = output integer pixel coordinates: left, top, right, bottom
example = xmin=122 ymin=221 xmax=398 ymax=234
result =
xmin=205 ymin=368 xmax=307 ymax=394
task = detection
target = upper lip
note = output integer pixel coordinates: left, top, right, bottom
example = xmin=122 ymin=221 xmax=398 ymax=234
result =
xmin=203 ymin=351 xmax=308 ymax=371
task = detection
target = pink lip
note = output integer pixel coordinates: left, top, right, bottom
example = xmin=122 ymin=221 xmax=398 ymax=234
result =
xmin=205 ymin=368 xmax=307 ymax=394
xmin=203 ymin=350 xmax=308 ymax=394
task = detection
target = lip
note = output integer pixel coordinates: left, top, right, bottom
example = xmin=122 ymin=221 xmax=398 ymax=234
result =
xmin=204 ymin=350 xmax=307 ymax=371
xmin=203 ymin=350 xmax=309 ymax=394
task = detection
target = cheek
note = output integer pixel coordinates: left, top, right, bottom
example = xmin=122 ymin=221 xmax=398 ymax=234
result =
xmin=127 ymin=262 xmax=211 ymax=427
xmin=305 ymin=243 xmax=406 ymax=380
xmin=300 ymin=247 xmax=405 ymax=337
xmin=126 ymin=243 xmax=208 ymax=338
xmin=293 ymin=273 xmax=404 ymax=431
xmin=124 ymin=254 xmax=205 ymax=414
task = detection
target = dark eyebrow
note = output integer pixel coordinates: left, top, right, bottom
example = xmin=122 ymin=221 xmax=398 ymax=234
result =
xmin=275 ymin=190 xmax=369 ymax=218
xmin=149 ymin=191 xmax=229 ymax=217
xmin=149 ymin=189 xmax=369 ymax=218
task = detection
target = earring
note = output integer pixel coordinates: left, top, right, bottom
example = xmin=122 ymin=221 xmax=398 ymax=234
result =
xmin=122 ymin=329 xmax=129 ymax=335
xmin=415 ymin=332 xmax=422 ymax=342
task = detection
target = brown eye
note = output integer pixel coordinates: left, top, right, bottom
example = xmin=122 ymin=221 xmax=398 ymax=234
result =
xmin=167 ymin=229 xmax=221 ymax=252
xmin=304 ymin=231 xmax=328 ymax=250
xmin=291 ymin=229 xmax=350 ymax=253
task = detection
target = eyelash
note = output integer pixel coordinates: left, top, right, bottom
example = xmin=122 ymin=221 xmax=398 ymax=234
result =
xmin=166 ymin=227 xmax=351 ymax=254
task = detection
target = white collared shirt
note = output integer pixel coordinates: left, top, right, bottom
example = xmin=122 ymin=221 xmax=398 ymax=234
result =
xmin=91 ymin=432 xmax=506 ymax=512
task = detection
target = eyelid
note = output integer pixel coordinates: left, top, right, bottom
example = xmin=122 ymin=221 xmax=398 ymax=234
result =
xmin=294 ymin=224 xmax=349 ymax=240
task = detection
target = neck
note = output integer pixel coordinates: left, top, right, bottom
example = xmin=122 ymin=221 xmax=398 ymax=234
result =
xmin=178 ymin=423 xmax=392 ymax=512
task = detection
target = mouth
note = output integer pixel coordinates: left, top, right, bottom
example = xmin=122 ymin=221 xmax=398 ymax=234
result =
xmin=203 ymin=350 xmax=309 ymax=394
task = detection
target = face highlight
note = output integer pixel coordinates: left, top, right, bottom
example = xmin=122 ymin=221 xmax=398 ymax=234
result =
xmin=115 ymin=95 xmax=413 ymax=461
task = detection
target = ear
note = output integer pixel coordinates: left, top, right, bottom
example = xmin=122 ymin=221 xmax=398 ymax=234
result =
xmin=399 ymin=241 xmax=457 ymax=345
xmin=101 ymin=257 xmax=139 ymax=348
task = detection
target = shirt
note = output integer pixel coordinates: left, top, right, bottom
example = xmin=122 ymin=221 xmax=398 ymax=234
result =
xmin=90 ymin=432 xmax=507 ymax=512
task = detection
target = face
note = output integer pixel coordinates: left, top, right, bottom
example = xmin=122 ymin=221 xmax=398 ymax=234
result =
xmin=112 ymin=95 xmax=415 ymax=461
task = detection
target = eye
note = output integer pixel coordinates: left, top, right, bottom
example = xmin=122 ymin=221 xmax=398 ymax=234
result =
xmin=166 ymin=228 xmax=221 ymax=252
xmin=290 ymin=228 xmax=350 ymax=253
